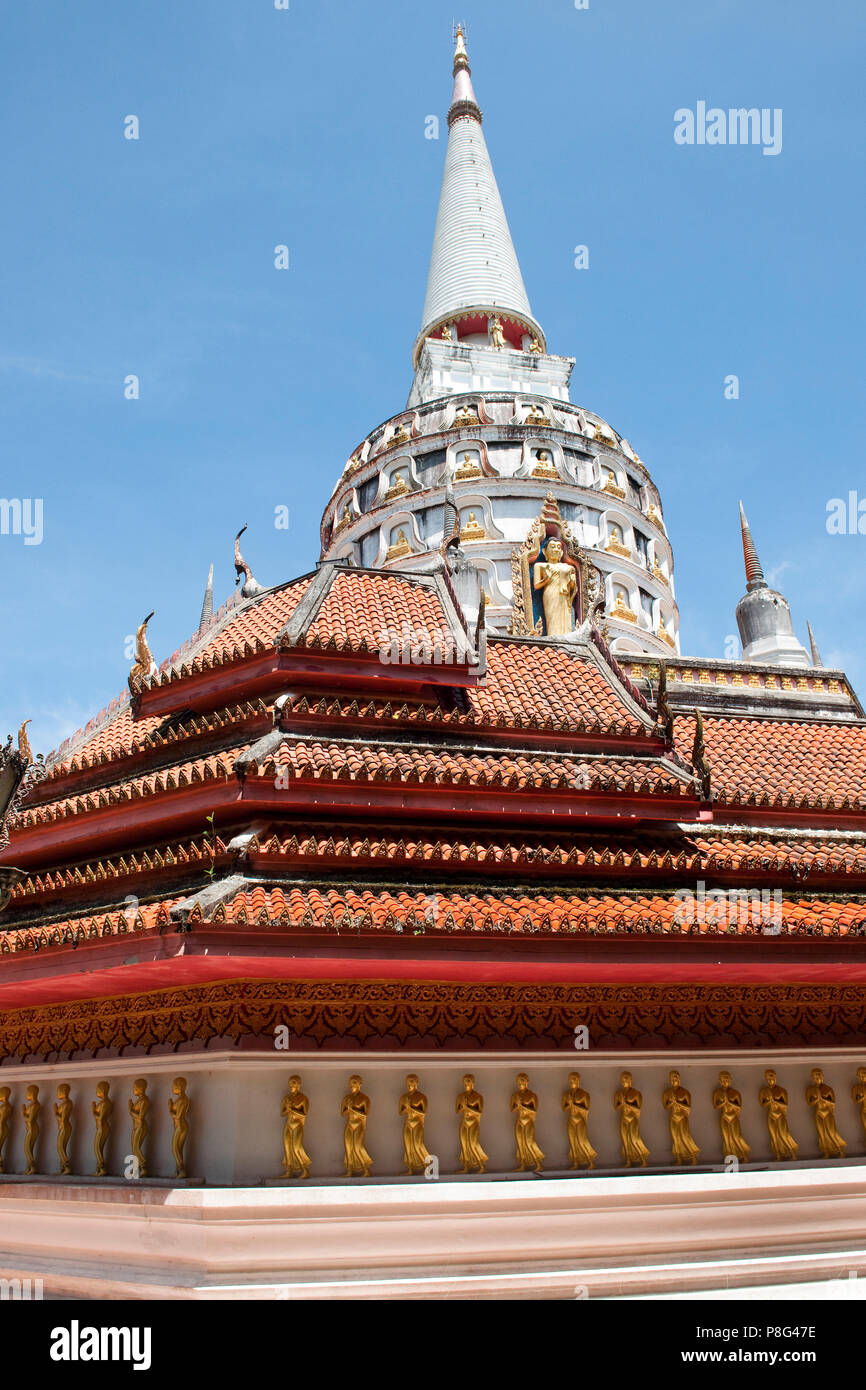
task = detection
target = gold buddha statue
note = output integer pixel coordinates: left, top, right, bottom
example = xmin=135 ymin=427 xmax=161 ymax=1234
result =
xmin=386 ymin=528 xmax=412 ymax=561
xmin=602 ymin=469 xmax=626 ymax=499
xmin=806 ymin=1069 xmax=846 ymax=1159
xmin=459 ymin=511 xmax=487 ymax=542
xmin=613 ymin=1071 xmax=650 ymax=1167
xmin=611 ymin=589 xmax=637 ymax=624
xmin=562 ymin=1072 xmax=597 ymax=1170
xmin=511 ymin=1074 xmax=544 ymax=1173
xmin=384 ymin=469 xmax=410 ymax=502
xmin=54 ymin=1083 xmax=74 ymax=1177
xmin=526 ymin=404 xmax=549 ymax=427
xmin=490 ymin=315 xmax=507 ymax=350
xmin=390 ymin=422 xmax=410 ymax=447
xmin=454 ymin=402 xmax=479 ymax=427
xmin=533 ymin=538 xmax=577 ymax=637
xmin=662 ymin=1070 xmax=700 ymax=1165
xmin=712 ymin=1071 xmax=750 ymax=1162
xmin=456 ymin=1074 xmax=488 ymax=1173
xmin=605 ymin=524 xmax=630 ymax=558
xmin=530 ymin=449 xmax=558 ymax=479
xmin=527 ymin=335 xmax=543 ymax=354
xmin=454 ymin=451 xmax=482 ymax=480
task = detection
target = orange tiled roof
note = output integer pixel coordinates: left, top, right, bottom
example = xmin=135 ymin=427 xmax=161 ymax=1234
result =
xmin=195 ymin=577 xmax=312 ymax=663
xmin=468 ymin=641 xmax=648 ymax=734
xmin=301 ymin=570 xmax=453 ymax=652
xmin=5 ymin=886 xmax=865 ymax=958
xmin=180 ymin=885 xmax=866 ymax=937
xmin=259 ymin=739 xmax=690 ymax=797
xmin=676 ymin=714 xmax=866 ymax=811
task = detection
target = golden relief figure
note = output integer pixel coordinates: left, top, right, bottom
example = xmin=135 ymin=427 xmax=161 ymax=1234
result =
xmin=456 ymin=1074 xmax=488 ymax=1173
xmin=713 ymin=1071 xmax=750 ymax=1162
xmin=0 ymin=1086 xmax=12 ymax=1174
xmin=281 ymin=1074 xmax=311 ymax=1178
xmin=54 ymin=1083 xmax=73 ymax=1177
xmin=169 ymin=1077 xmax=190 ymax=1179
xmin=92 ymin=1081 xmax=112 ymax=1177
xmin=490 ymin=315 xmax=506 ymax=350
xmin=454 ymin=450 xmax=482 ymax=479
xmin=511 ymin=1073 xmax=544 ymax=1173
xmin=533 ymin=538 xmax=577 ymax=636
xmin=614 ymin=1072 xmax=649 ymax=1167
xmin=128 ymin=1078 xmax=150 ymax=1178
xmin=759 ymin=1070 xmax=798 ymax=1161
xmin=805 ymin=1069 xmax=846 ymax=1159
xmin=562 ymin=1072 xmax=596 ymax=1169
xmin=853 ymin=1068 xmax=866 ymax=1143
xmin=399 ymin=1074 xmax=431 ymax=1175
xmin=662 ymin=1070 xmax=700 ymax=1165
xmin=528 ymin=335 xmax=543 ymax=354
xmin=341 ymin=1075 xmax=373 ymax=1177
xmin=530 ymin=449 xmax=558 ymax=479
xmin=526 ymin=404 xmax=549 ymax=426
xmin=22 ymin=1084 xmax=40 ymax=1176
xmin=453 ymin=402 xmax=479 ymax=426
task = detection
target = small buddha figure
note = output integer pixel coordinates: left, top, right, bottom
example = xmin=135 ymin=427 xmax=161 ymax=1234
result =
xmin=441 ymin=322 xmax=454 ymax=343
xmin=533 ymin=538 xmax=577 ymax=637
xmin=528 ymin=335 xmax=543 ymax=354
xmin=398 ymin=1074 xmax=431 ymax=1175
xmin=92 ymin=1080 xmax=112 ymax=1178
xmin=526 ymin=404 xmax=548 ymax=427
xmin=0 ymin=1086 xmax=12 ymax=1174
xmin=459 ymin=511 xmax=487 ymax=542
xmin=54 ymin=1083 xmax=74 ymax=1177
xmin=22 ymin=1084 xmax=40 ymax=1176
xmin=384 ymin=469 xmax=409 ymax=502
xmin=386 ymin=528 xmax=411 ymax=561
xmin=611 ymin=589 xmax=635 ymax=622
xmin=852 ymin=1068 xmax=866 ymax=1144
xmin=712 ymin=1071 xmax=750 ymax=1162
xmin=391 ymin=422 xmax=410 ymax=446
xmin=341 ymin=1075 xmax=372 ymax=1177
xmin=454 ymin=401 xmax=479 ymax=426
xmin=168 ymin=1077 xmax=191 ymax=1180
xmin=562 ymin=1072 xmax=597 ymax=1170
xmin=337 ymin=501 xmax=354 ymax=531
xmin=511 ymin=1073 xmax=544 ymax=1173
xmin=490 ymin=315 xmax=506 ymax=350
xmin=128 ymin=1078 xmax=150 ymax=1179
xmin=531 ymin=449 xmax=558 ymax=478
xmin=454 ymin=450 xmax=482 ymax=479
xmin=456 ymin=1074 xmax=488 ymax=1174
xmin=662 ymin=1070 xmax=700 ymax=1165
xmin=280 ymin=1074 xmax=311 ymax=1179
xmin=805 ymin=1069 xmax=846 ymax=1159
xmin=759 ymin=1069 xmax=798 ymax=1161
xmin=614 ymin=1072 xmax=650 ymax=1167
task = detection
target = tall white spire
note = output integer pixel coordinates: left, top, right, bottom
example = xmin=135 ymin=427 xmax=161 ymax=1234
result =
xmin=413 ymin=27 xmax=545 ymax=366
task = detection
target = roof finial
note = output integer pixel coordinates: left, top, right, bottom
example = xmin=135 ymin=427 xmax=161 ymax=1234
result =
xmin=738 ymin=500 xmax=766 ymax=590
xmin=807 ymin=621 xmax=823 ymax=667
xmin=199 ymin=562 xmax=214 ymax=632
xmin=453 ymin=23 xmax=469 ymax=70
xmin=234 ymin=526 xmax=264 ymax=598
xmin=129 ymin=612 xmax=156 ymax=690
xmin=17 ymin=719 xmax=32 ymax=763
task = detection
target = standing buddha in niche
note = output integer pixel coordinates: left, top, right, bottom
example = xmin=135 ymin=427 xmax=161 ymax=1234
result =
xmin=533 ymin=538 xmax=577 ymax=636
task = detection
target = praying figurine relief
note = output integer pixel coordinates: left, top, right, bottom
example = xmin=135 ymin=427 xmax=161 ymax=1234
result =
xmin=128 ymin=1078 xmax=150 ymax=1178
xmin=614 ymin=1071 xmax=650 ymax=1167
xmin=456 ymin=1074 xmax=488 ymax=1174
xmin=281 ymin=1074 xmax=311 ymax=1179
xmin=805 ymin=1069 xmax=846 ymax=1159
xmin=93 ymin=1080 xmax=112 ymax=1178
xmin=169 ymin=1077 xmax=191 ymax=1180
xmin=662 ymin=1071 xmax=700 ymax=1165
xmin=713 ymin=1071 xmax=750 ymax=1163
xmin=22 ymin=1084 xmax=40 ymax=1176
xmin=562 ymin=1072 xmax=597 ymax=1170
xmin=759 ymin=1069 xmax=798 ymax=1161
xmin=54 ymin=1084 xmax=74 ymax=1177
xmin=399 ymin=1074 xmax=431 ymax=1175
xmin=853 ymin=1067 xmax=866 ymax=1143
xmin=533 ymin=539 xmax=578 ymax=637
xmin=341 ymin=1074 xmax=372 ymax=1177
xmin=511 ymin=1073 xmax=544 ymax=1173
xmin=0 ymin=1087 xmax=12 ymax=1174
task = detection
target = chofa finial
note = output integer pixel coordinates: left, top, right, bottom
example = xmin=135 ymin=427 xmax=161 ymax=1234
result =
xmin=234 ymin=526 xmax=264 ymax=599
xmin=17 ymin=719 xmax=32 ymax=763
xmin=129 ymin=612 xmax=156 ymax=690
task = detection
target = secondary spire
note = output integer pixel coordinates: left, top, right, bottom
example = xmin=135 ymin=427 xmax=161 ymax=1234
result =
xmin=738 ymin=500 xmax=765 ymax=590
xmin=735 ymin=502 xmax=808 ymax=667
xmin=413 ymin=27 xmax=545 ymax=366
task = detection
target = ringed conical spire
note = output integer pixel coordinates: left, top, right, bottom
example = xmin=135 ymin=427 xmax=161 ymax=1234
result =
xmin=413 ymin=28 xmax=545 ymax=366
xmin=807 ymin=621 xmax=823 ymax=667
xmin=738 ymin=501 xmax=765 ymax=590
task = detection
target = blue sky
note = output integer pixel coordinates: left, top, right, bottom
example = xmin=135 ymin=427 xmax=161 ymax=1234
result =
xmin=2 ymin=0 xmax=864 ymax=754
